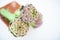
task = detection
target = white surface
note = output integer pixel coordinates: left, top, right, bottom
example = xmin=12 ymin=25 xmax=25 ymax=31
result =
xmin=0 ymin=0 xmax=60 ymax=40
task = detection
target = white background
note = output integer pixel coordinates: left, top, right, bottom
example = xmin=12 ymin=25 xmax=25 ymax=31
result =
xmin=0 ymin=0 xmax=60 ymax=40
